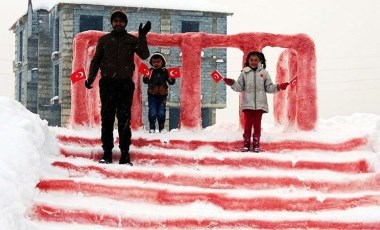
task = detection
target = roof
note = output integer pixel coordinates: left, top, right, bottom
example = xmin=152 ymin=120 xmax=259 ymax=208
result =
xmin=30 ymin=0 xmax=233 ymax=14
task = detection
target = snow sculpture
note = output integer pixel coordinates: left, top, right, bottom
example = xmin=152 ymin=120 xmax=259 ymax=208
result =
xmin=274 ymin=49 xmax=298 ymax=129
xmin=69 ymin=31 xmax=317 ymax=131
xmin=70 ymin=32 xmax=102 ymax=128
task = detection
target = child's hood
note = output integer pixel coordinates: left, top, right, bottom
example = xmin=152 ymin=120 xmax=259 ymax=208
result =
xmin=242 ymin=63 xmax=265 ymax=73
xmin=149 ymin=51 xmax=167 ymax=67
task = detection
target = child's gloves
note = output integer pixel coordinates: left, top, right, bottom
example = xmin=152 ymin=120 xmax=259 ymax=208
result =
xmin=223 ymin=78 xmax=235 ymax=86
xmin=278 ymin=82 xmax=289 ymax=90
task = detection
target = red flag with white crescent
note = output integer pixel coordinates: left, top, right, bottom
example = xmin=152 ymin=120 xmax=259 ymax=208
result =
xmin=70 ymin=68 xmax=86 ymax=84
xmin=289 ymin=76 xmax=297 ymax=85
xmin=167 ymin=67 xmax=181 ymax=78
xmin=138 ymin=63 xmax=151 ymax=78
xmin=210 ymin=69 xmax=224 ymax=83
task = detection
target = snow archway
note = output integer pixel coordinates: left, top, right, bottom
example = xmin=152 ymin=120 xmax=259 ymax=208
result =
xmin=69 ymin=32 xmax=317 ymax=131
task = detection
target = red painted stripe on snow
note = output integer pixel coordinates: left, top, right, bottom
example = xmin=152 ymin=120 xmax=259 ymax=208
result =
xmin=57 ymin=135 xmax=368 ymax=152
xmin=166 ymin=137 xmax=368 ymax=152
xmin=51 ymin=161 xmax=380 ymax=193
xmin=60 ymin=147 xmax=370 ymax=174
xmin=31 ymin=204 xmax=380 ymax=229
xmin=57 ymin=135 xmax=102 ymax=146
xmin=37 ymin=179 xmax=380 ymax=212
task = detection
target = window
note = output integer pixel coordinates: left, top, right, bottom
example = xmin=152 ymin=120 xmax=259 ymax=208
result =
xmin=54 ymin=65 xmax=59 ymax=96
xmin=80 ymin=15 xmax=103 ymax=32
xmin=181 ymin=21 xmax=199 ymax=33
xmin=54 ymin=18 xmax=59 ymax=51
xmin=18 ymin=72 xmax=22 ymax=101
xmin=18 ymin=31 xmax=23 ymax=62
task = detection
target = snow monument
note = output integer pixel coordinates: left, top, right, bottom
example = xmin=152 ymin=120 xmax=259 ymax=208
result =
xmin=28 ymin=31 xmax=377 ymax=229
xmin=69 ymin=31 xmax=317 ymax=131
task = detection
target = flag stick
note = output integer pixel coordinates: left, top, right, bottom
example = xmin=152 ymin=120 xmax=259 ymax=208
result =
xmin=289 ymin=76 xmax=297 ymax=83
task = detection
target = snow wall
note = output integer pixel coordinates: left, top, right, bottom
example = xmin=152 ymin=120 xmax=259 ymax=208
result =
xmin=69 ymin=31 xmax=317 ymax=131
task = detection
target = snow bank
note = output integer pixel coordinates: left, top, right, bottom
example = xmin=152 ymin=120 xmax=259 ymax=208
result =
xmin=0 ymin=97 xmax=59 ymax=230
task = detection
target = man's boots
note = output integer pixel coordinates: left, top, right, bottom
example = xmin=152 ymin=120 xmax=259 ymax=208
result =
xmin=99 ymin=150 xmax=112 ymax=164
xmin=242 ymin=134 xmax=251 ymax=152
xmin=119 ymin=149 xmax=133 ymax=166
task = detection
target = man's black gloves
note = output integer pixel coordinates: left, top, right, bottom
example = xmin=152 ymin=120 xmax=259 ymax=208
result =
xmin=139 ymin=21 xmax=151 ymax=37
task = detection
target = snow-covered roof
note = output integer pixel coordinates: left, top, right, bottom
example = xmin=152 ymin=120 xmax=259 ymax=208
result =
xmin=31 ymin=0 xmax=233 ymax=14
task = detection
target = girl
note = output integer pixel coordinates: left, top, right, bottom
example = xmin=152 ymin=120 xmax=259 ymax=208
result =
xmin=224 ymin=51 xmax=289 ymax=152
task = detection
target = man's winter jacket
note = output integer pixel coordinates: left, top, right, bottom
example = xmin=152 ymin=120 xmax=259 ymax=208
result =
xmin=143 ymin=68 xmax=175 ymax=97
xmin=88 ymin=30 xmax=149 ymax=83
xmin=231 ymin=66 xmax=279 ymax=112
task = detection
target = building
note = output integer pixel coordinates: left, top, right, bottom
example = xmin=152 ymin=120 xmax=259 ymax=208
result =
xmin=11 ymin=0 xmax=232 ymax=129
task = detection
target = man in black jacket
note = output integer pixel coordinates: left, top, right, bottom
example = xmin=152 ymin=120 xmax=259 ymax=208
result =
xmin=85 ymin=11 xmax=151 ymax=165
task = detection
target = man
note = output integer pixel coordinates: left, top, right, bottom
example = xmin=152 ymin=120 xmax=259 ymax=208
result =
xmin=85 ymin=11 xmax=151 ymax=165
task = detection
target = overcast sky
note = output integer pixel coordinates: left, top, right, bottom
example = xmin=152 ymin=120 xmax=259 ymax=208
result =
xmin=1 ymin=0 xmax=380 ymax=124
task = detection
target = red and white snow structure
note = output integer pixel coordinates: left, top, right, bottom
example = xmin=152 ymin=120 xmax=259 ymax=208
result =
xmin=3 ymin=31 xmax=377 ymax=229
xmin=69 ymin=31 xmax=317 ymax=131
xmin=2 ymin=96 xmax=380 ymax=229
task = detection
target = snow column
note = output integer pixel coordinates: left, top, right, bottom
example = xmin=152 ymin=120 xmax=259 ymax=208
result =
xmin=69 ymin=31 xmax=103 ymax=128
xmin=131 ymin=56 xmax=144 ymax=129
xmin=274 ymin=49 xmax=298 ymax=129
xmin=293 ymin=35 xmax=317 ymax=130
xmin=179 ymin=33 xmax=202 ymax=130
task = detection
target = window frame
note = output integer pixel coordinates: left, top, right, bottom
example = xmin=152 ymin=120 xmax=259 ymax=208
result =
xmin=181 ymin=21 xmax=200 ymax=33
xmin=79 ymin=15 xmax=104 ymax=32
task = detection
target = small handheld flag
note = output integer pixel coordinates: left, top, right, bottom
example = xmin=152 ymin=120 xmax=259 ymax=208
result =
xmin=289 ymin=76 xmax=297 ymax=84
xmin=210 ymin=69 xmax=224 ymax=83
xmin=167 ymin=67 xmax=181 ymax=78
xmin=70 ymin=68 xmax=86 ymax=84
xmin=138 ymin=63 xmax=151 ymax=77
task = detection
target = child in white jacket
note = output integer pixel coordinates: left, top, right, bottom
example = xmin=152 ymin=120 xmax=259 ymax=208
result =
xmin=224 ymin=51 xmax=289 ymax=152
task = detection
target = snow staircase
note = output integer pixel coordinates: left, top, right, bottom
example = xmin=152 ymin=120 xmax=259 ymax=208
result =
xmin=29 ymin=131 xmax=380 ymax=229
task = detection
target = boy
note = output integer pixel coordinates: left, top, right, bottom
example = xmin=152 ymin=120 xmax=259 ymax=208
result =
xmin=143 ymin=52 xmax=176 ymax=133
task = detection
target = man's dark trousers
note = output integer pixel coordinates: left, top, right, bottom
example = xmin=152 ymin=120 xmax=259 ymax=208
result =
xmin=99 ymin=78 xmax=135 ymax=154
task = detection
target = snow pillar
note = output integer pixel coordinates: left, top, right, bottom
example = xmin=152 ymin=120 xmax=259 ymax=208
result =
xmin=131 ymin=56 xmax=143 ymax=130
xmin=274 ymin=49 xmax=298 ymax=129
xmin=294 ymin=35 xmax=317 ymax=131
xmin=179 ymin=33 xmax=202 ymax=129
xmin=69 ymin=31 xmax=103 ymax=128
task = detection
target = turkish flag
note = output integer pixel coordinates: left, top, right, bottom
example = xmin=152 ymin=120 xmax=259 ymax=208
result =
xmin=210 ymin=69 xmax=224 ymax=83
xmin=71 ymin=68 xmax=86 ymax=84
xmin=289 ymin=76 xmax=297 ymax=85
xmin=167 ymin=67 xmax=181 ymax=78
xmin=138 ymin=63 xmax=151 ymax=77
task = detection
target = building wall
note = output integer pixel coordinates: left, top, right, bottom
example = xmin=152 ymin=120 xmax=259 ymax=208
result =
xmin=13 ymin=3 xmax=228 ymax=129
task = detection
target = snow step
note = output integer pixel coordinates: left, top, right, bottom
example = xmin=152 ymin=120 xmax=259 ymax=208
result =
xmin=36 ymin=179 xmax=380 ymax=212
xmin=30 ymin=201 xmax=380 ymax=229
xmin=60 ymin=147 xmax=371 ymax=174
xmin=56 ymin=135 xmax=368 ymax=152
xmin=51 ymin=161 xmax=380 ymax=193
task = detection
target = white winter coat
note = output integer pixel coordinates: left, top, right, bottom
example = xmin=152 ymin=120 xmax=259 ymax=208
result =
xmin=230 ymin=66 xmax=279 ymax=113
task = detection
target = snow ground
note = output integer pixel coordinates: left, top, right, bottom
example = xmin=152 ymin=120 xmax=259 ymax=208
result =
xmin=1 ymin=96 xmax=379 ymax=229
